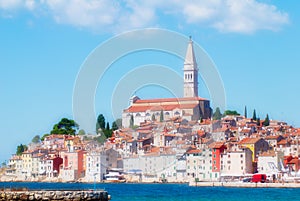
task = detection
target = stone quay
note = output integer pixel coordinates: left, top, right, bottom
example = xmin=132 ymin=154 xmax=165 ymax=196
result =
xmin=0 ymin=189 xmax=110 ymax=201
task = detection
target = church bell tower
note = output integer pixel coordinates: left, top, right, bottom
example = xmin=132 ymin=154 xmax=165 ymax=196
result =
xmin=183 ymin=36 xmax=198 ymax=97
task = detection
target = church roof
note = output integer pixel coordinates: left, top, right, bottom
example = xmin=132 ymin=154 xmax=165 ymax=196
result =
xmin=134 ymin=97 xmax=206 ymax=104
xmin=125 ymin=103 xmax=199 ymax=113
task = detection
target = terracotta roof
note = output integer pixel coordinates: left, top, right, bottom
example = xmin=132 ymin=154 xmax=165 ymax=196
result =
xmin=126 ymin=104 xmax=199 ymax=113
xmin=277 ymin=139 xmax=289 ymax=145
xmin=265 ymin=135 xmax=281 ymax=140
xmin=186 ymin=149 xmax=201 ymax=154
xmin=239 ymin=137 xmax=261 ymax=144
xmin=209 ymin=142 xmax=226 ymax=149
xmin=135 ymin=97 xmax=207 ymax=104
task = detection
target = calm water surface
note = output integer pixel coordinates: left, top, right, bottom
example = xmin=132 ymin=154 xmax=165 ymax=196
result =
xmin=0 ymin=182 xmax=298 ymax=201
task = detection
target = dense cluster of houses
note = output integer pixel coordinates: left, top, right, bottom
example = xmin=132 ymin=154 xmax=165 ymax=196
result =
xmin=2 ymin=115 xmax=300 ymax=183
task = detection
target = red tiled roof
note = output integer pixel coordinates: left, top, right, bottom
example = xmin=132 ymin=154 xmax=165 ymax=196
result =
xmin=265 ymin=135 xmax=281 ymax=140
xmin=239 ymin=137 xmax=261 ymax=144
xmin=186 ymin=149 xmax=201 ymax=154
xmin=209 ymin=142 xmax=226 ymax=149
xmin=135 ymin=97 xmax=207 ymax=103
xmin=126 ymin=104 xmax=199 ymax=113
xmin=277 ymin=139 xmax=290 ymax=145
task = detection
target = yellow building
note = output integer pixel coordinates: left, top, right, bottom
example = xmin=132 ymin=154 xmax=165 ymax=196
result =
xmin=239 ymin=138 xmax=269 ymax=162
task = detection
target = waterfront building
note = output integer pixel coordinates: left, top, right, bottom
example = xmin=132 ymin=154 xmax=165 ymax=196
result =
xmin=6 ymin=155 xmax=22 ymax=178
xmin=186 ymin=147 xmax=216 ymax=182
xmin=59 ymin=149 xmax=85 ymax=182
xmin=210 ymin=142 xmax=226 ymax=175
xmin=122 ymin=38 xmax=211 ymax=128
xmin=123 ymin=152 xmax=178 ymax=182
xmin=221 ymin=147 xmax=253 ymax=176
xmin=21 ymin=151 xmax=33 ymax=179
xmin=85 ymin=151 xmax=107 ymax=182
xmin=257 ymin=151 xmax=284 ymax=180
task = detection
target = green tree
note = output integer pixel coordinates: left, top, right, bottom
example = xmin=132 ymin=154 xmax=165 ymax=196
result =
xmin=41 ymin=134 xmax=49 ymax=141
xmin=112 ymin=121 xmax=118 ymax=131
xmin=115 ymin=119 xmax=122 ymax=129
xmin=152 ymin=113 xmax=156 ymax=121
xmin=78 ymin=129 xmax=86 ymax=135
xmin=104 ymin=129 xmax=112 ymax=138
xmin=16 ymin=144 xmax=28 ymax=156
xmin=31 ymin=135 xmax=40 ymax=144
xmin=130 ymin=115 xmax=134 ymax=128
xmin=263 ymin=114 xmax=270 ymax=126
xmin=96 ymin=114 xmax=106 ymax=133
xmin=50 ymin=118 xmax=79 ymax=135
xmin=253 ymin=109 xmax=257 ymax=121
xmin=257 ymin=117 xmax=261 ymax=126
xmin=244 ymin=106 xmax=247 ymax=118
xmin=213 ymin=107 xmax=222 ymax=120
xmin=223 ymin=110 xmax=240 ymax=116
xmin=160 ymin=110 xmax=164 ymax=122
xmin=106 ymin=122 xmax=110 ymax=131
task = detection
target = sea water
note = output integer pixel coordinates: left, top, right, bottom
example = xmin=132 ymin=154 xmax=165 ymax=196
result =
xmin=0 ymin=182 xmax=299 ymax=201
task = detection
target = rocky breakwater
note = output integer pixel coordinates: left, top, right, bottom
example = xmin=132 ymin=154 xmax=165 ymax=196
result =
xmin=0 ymin=189 xmax=110 ymax=201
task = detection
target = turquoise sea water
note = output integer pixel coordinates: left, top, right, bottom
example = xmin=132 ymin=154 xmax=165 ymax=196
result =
xmin=0 ymin=182 xmax=299 ymax=201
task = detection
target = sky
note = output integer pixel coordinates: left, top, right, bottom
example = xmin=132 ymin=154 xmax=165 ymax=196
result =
xmin=0 ymin=0 xmax=300 ymax=162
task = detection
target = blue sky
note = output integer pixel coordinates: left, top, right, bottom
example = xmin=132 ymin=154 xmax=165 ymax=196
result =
xmin=0 ymin=0 xmax=299 ymax=162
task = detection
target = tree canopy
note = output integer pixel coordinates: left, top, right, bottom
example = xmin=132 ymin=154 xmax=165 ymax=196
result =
xmin=31 ymin=135 xmax=40 ymax=144
xmin=253 ymin=109 xmax=257 ymax=121
xmin=96 ymin=114 xmax=106 ymax=133
xmin=223 ymin=110 xmax=240 ymax=116
xmin=263 ymin=114 xmax=270 ymax=126
xmin=78 ymin=129 xmax=86 ymax=135
xmin=16 ymin=144 xmax=28 ymax=155
xmin=213 ymin=107 xmax=222 ymax=120
xmin=50 ymin=118 xmax=79 ymax=135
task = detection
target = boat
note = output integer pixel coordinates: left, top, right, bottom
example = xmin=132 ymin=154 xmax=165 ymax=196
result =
xmin=104 ymin=169 xmax=126 ymax=183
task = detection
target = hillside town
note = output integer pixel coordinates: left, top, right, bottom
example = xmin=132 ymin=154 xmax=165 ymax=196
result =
xmin=1 ymin=38 xmax=300 ymax=184
xmin=1 ymin=115 xmax=300 ymax=184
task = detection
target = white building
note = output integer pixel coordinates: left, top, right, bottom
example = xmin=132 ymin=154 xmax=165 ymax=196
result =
xmin=123 ymin=153 xmax=179 ymax=182
xmin=257 ymin=151 xmax=284 ymax=180
xmin=186 ymin=148 xmax=216 ymax=182
xmin=85 ymin=151 xmax=107 ymax=182
xmin=221 ymin=147 xmax=253 ymax=177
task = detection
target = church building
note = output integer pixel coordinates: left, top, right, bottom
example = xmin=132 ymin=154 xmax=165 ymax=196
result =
xmin=122 ymin=38 xmax=212 ymax=128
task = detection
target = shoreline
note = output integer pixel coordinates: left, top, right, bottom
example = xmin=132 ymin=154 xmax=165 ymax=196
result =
xmin=189 ymin=181 xmax=300 ymax=188
xmin=2 ymin=180 xmax=300 ymax=188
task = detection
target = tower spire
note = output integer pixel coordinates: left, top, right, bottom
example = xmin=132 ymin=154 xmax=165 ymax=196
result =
xmin=183 ymin=37 xmax=198 ymax=97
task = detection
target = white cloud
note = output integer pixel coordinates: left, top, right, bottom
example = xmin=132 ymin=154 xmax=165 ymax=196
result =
xmin=0 ymin=0 xmax=289 ymax=34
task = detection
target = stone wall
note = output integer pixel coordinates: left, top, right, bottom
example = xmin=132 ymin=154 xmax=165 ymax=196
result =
xmin=0 ymin=190 xmax=109 ymax=201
